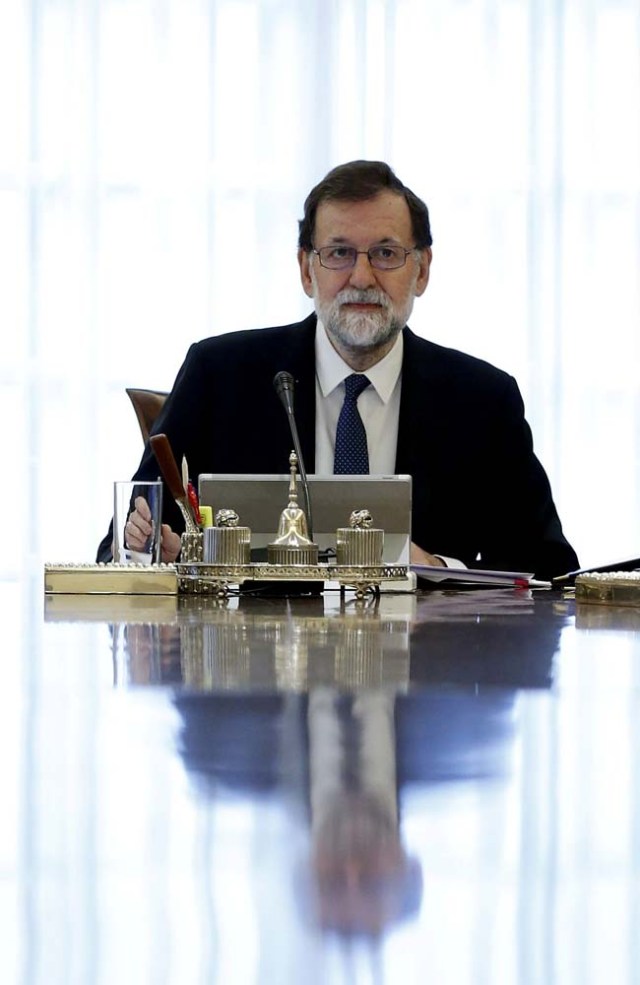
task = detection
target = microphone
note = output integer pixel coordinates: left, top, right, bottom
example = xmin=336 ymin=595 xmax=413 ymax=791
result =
xmin=273 ymin=371 xmax=314 ymax=540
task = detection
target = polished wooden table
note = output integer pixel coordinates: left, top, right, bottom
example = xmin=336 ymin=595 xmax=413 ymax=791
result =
xmin=3 ymin=579 xmax=640 ymax=984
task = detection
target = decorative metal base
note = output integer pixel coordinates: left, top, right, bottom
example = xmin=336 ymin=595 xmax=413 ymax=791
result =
xmin=43 ymin=561 xmax=409 ymax=599
xmin=575 ymin=570 xmax=640 ymax=608
xmin=44 ymin=562 xmax=178 ymax=595
xmin=174 ymin=561 xmax=409 ymax=599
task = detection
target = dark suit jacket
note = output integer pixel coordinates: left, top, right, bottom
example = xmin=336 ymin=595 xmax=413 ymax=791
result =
xmin=173 ymin=689 xmax=518 ymax=799
xmin=98 ymin=313 xmax=578 ymax=579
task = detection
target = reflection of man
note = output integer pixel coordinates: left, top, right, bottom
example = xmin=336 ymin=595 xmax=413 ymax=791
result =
xmin=98 ymin=160 xmax=578 ymax=580
xmin=171 ymin=684 xmax=521 ymax=938
xmin=306 ymin=688 xmax=422 ymax=935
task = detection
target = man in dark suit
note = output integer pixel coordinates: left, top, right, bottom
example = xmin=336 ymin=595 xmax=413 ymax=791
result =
xmin=99 ymin=160 xmax=578 ymax=580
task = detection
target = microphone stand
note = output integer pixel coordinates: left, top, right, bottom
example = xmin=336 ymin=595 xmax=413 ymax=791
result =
xmin=273 ymin=371 xmax=314 ymax=541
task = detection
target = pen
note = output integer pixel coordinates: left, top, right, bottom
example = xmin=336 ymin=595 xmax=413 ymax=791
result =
xmin=181 ymin=455 xmax=189 ymax=497
xmin=187 ymin=481 xmax=202 ymax=526
xmin=149 ymin=433 xmax=199 ymax=534
xmin=552 ymin=556 xmax=640 ymax=586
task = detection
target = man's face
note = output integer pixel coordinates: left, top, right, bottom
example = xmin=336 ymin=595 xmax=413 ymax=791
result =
xmin=309 ymin=791 xmax=421 ymax=934
xmin=298 ymin=191 xmax=431 ymax=363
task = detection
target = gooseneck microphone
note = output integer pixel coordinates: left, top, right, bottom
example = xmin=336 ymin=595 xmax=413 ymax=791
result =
xmin=273 ymin=371 xmax=314 ymax=540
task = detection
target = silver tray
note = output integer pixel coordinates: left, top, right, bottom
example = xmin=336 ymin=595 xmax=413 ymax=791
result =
xmin=174 ymin=561 xmax=409 ymax=598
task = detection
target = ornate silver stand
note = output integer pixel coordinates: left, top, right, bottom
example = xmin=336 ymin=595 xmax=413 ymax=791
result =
xmin=174 ymin=560 xmax=409 ymax=600
xmin=177 ymin=454 xmax=408 ymax=598
xmin=45 ymin=453 xmax=410 ymax=599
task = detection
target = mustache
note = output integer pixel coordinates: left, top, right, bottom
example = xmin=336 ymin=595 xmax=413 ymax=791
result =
xmin=335 ymin=288 xmax=391 ymax=309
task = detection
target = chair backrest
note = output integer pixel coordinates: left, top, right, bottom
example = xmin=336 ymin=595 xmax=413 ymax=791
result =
xmin=126 ymin=387 xmax=169 ymax=444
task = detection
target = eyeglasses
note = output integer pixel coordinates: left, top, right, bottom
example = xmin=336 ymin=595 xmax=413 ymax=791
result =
xmin=312 ymin=244 xmax=416 ymax=271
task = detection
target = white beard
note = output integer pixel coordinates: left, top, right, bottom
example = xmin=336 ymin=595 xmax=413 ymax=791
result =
xmin=312 ymin=284 xmax=415 ymax=352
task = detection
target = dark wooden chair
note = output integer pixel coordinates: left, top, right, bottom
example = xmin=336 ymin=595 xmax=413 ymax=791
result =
xmin=126 ymin=387 xmax=169 ymax=444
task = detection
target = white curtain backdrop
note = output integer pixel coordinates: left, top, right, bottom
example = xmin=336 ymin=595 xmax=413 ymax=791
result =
xmin=2 ymin=5 xmax=640 ymax=985
xmin=2 ymin=0 xmax=639 ymax=570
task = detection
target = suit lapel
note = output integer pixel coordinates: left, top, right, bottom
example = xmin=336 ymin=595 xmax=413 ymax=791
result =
xmin=396 ymin=329 xmax=438 ymax=471
xmin=395 ymin=328 xmax=447 ymax=523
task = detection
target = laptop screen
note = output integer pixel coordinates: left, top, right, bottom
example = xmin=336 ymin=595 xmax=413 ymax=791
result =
xmin=198 ymin=474 xmax=412 ymax=564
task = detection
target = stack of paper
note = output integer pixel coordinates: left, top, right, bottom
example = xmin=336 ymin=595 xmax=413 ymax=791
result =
xmin=411 ymin=564 xmax=551 ymax=589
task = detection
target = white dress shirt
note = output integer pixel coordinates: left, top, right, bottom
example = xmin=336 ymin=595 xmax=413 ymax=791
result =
xmin=313 ymin=320 xmax=463 ymax=570
xmin=314 ymin=320 xmax=402 ymax=475
xmin=308 ymin=687 xmax=398 ymax=836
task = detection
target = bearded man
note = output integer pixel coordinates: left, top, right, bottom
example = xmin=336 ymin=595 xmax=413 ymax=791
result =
xmin=98 ymin=160 xmax=578 ymax=580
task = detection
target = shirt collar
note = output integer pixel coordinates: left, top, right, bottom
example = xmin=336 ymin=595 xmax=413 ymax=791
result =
xmin=315 ymin=319 xmax=403 ymax=403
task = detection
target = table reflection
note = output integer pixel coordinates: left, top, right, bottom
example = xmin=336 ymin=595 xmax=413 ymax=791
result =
xmin=44 ymin=589 xmax=552 ymax=942
xmin=575 ymin=601 xmax=640 ymax=631
xmin=23 ymin=586 xmax=640 ymax=981
xmin=106 ymin=594 xmax=414 ymax=691
xmin=44 ymin=588 xmax=566 ymax=692
xmin=173 ymin=679 xmax=517 ymax=939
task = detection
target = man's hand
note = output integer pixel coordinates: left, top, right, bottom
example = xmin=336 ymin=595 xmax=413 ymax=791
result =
xmin=158 ymin=525 xmax=182 ymax=563
xmin=124 ymin=496 xmax=154 ymax=551
xmin=410 ymin=542 xmax=445 ymax=567
xmin=124 ymin=496 xmax=181 ymax=563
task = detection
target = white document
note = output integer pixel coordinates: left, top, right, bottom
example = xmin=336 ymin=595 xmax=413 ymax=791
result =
xmin=411 ymin=565 xmax=551 ymax=589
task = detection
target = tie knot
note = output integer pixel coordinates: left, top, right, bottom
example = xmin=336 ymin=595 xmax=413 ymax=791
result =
xmin=344 ymin=373 xmax=370 ymax=401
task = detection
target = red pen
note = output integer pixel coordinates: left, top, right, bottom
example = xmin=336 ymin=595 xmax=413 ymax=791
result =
xmin=187 ymin=481 xmax=202 ymax=526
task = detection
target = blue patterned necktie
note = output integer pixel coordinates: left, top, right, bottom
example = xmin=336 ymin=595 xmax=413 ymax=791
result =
xmin=334 ymin=373 xmax=371 ymax=474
